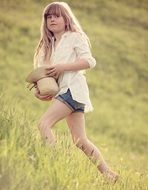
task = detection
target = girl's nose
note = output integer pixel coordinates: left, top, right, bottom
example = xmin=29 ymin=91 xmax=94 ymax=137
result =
xmin=51 ymin=16 xmax=54 ymax=20
xmin=50 ymin=15 xmax=55 ymax=21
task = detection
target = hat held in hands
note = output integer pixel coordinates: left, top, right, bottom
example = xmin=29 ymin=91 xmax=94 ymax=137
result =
xmin=26 ymin=66 xmax=59 ymax=96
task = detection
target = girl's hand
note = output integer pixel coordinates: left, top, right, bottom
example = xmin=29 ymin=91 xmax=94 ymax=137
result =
xmin=45 ymin=64 xmax=65 ymax=79
xmin=34 ymin=87 xmax=53 ymax=101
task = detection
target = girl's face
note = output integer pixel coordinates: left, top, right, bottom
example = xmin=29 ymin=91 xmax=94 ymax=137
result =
xmin=46 ymin=14 xmax=66 ymax=35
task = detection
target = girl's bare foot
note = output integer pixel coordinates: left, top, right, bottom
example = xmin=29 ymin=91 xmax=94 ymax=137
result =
xmin=102 ymin=169 xmax=119 ymax=183
xmin=97 ymin=162 xmax=119 ymax=183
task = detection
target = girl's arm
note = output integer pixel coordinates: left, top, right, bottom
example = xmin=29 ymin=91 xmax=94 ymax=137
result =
xmin=45 ymin=59 xmax=90 ymax=78
xmin=61 ymin=59 xmax=90 ymax=71
xmin=46 ymin=32 xmax=96 ymax=78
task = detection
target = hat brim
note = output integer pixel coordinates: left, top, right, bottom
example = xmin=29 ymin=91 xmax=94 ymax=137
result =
xmin=26 ymin=66 xmax=48 ymax=83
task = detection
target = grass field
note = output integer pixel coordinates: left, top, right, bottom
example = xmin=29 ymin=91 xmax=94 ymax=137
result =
xmin=0 ymin=0 xmax=148 ymax=189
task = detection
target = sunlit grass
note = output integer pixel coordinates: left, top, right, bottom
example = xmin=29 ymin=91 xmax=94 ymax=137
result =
xmin=0 ymin=98 xmax=147 ymax=190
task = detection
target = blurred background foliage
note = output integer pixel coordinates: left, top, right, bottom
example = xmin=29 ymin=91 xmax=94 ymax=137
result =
xmin=0 ymin=0 xmax=148 ymax=189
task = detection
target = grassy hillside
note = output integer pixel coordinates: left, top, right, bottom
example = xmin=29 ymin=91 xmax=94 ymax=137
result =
xmin=0 ymin=0 xmax=148 ymax=189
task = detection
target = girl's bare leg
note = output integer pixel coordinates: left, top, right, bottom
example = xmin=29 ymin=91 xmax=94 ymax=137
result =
xmin=38 ymin=99 xmax=72 ymax=146
xmin=66 ymin=112 xmax=118 ymax=183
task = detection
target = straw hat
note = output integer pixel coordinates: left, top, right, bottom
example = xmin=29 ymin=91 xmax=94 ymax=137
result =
xmin=26 ymin=66 xmax=59 ymax=96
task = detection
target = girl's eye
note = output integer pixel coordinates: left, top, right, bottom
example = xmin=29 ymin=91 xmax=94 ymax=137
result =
xmin=47 ymin=14 xmax=60 ymax=19
xmin=47 ymin=15 xmax=52 ymax=19
xmin=55 ymin=15 xmax=60 ymax=18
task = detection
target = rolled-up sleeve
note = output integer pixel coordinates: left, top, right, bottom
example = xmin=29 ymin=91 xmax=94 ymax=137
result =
xmin=73 ymin=32 xmax=96 ymax=68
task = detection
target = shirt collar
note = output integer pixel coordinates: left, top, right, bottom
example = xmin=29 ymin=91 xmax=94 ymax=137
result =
xmin=62 ymin=31 xmax=71 ymax=38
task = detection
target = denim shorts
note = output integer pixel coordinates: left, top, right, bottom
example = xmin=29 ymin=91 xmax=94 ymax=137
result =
xmin=56 ymin=89 xmax=85 ymax=112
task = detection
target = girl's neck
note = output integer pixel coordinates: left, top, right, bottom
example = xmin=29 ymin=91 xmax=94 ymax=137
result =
xmin=54 ymin=30 xmax=66 ymax=42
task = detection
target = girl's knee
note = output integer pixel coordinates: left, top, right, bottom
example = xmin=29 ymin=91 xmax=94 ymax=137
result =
xmin=38 ymin=120 xmax=44 ymax=131
xmin=37 ymin=117 xmax=53 ymax=131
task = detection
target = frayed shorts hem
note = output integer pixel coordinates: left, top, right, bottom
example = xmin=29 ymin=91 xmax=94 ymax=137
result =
xmin=55 ymin=89 xmax=85 ymax=113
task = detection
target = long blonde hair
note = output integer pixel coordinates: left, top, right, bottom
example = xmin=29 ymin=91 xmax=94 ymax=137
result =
xmin=34 ymin=2 xmax=90 ymax=67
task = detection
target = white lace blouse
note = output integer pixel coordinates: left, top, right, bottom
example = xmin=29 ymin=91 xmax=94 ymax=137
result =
xmin=35 ymin=31 xmax=96 ymax=112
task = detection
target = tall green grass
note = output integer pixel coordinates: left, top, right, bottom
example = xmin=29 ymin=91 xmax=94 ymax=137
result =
xmin=0 ymin=0 xmax=148 ymax=189
xmin=0 ymin=96 xmax=147 ymax=189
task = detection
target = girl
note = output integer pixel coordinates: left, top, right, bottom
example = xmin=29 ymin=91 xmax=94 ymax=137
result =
xmin=34 ymin=2 xmax=118 ymax=183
